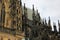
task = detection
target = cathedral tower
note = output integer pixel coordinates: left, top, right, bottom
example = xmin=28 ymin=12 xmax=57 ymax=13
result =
xmin=2 ymin=0 xmax=22 ymax=30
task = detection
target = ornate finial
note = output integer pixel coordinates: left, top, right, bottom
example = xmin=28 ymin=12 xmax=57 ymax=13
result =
xmin=32 ymin=5 xmax=35 ymax=14
xmin=37 ymin=9 xmax=38 ymax=13
xmin=45 ymin=18 xmax=47 ymax=25
xmin=20 ymin=0 xmax=22 ymax=6
xmin=24 ymin=3 xmax=25 ymax=9
xmin=48 ymin=16 xmax=51 ymax=26
xmin=49 ymin=16 xmax=50 ymax=22
xmin=33 ymin=5 xmax=34 ymax=11
xmin=37 ymin=9 xmax=40 ymax=16
xmin=58 ymin=20 xmax=60 ymax=28
xmin=58 ymin=20 xmax=60 ymax=32
xmin=37 ymin=9 xmax=39 ymax=15
xmin=24 ymin=3 xmax=27 ymax=16
xmin=53 ymin=22 xmax=57 ymax=32
xmin=42 ymin=18 xmax=44 ymax=24
xmin=49 ymin=16 xmax=50 ymax=23
xmin=32 ymin=5 xmax=36 ymax=20
xmin=36 ymin=9 xmax=41 ymax=21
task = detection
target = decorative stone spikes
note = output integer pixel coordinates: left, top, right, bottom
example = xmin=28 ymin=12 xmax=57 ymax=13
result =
xmin=20 ymin=0 xmax=22 ymax=6
xmin=58 ymin=20 xmax=60 ymax=28
xmin=36 ymin=10 xmax=38 ymax=16
xmin=58 ymin=20 xmax=60 ymax=32
xmin=33 ymin=5 xmax=34 ymax=11
xmin=48 ymin=17 xmax=51 ymax=27
xmin=58 ymin=20 xmax=60 ymax=26
xmin=37 ymin=10 xmax=40 ymax=16
xmin=53 ymin=22 xmax=57 ymax=32
xmin=37 ymin=10 xmax=40 ymax=18
xmin=44 ymin=18 xmax=47 ymax=25
xmin=24 ymin=3 xmax=26 ymax=10
xmin=32 ymin=5 xmax=35 ymax=15
xmin=32 ymin=5 xmax=36 ymax=20
xmin=47 ymin=17 xmax=52 ymax=31
xmin=24 ymin=3 xmax=27 ymax=16
xmin=42 ymin=18 xmax=44 ymax=24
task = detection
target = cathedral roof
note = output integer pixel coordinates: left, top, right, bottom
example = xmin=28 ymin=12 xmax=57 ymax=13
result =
xmin=22 ymin=6 xmax=37 ymax=20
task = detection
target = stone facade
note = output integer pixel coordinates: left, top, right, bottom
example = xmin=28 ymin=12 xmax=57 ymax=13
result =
xmin=0 ymin=0 xmax=24 ymax=40
xmin=0 ymin=0 xmax=60 ymax=40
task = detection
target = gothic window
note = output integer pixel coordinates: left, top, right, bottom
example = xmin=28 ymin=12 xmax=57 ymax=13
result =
xmin=20 ymin=0 xmax=22 ymax=6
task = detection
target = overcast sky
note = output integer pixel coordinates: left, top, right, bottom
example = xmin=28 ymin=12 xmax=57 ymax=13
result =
xmin=22 ymin=0 xmax=60 ymax=31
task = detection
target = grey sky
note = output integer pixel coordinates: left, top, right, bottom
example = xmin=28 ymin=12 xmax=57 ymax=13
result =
xmin=22 ymin=0 xmax=60 ymax=31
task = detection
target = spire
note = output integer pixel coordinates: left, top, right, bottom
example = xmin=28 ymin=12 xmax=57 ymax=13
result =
xmin=37 ymin=10 xmax=40 ymax=17
xmin=24 ymin=3 xmax=27 ymax=17
xmin=33 ymin=5 xmax=34 ymax=11
xmin=48 ymin=17 xmax=51 ymax=26
xmin=47 ymin=17 xmax=52 ymax=31
xmin=20 ymin=0 xmax=22 ymax=6
xmin=53 ymin=22 xmax=57 ymax=32
xmin=24 ymin=3 xmax=26 ymax=9
xmin=24 ymin=3 xmax=27 ymax=14
xmin=32 ymin=5 xmax=35 ymax=15
xmin=42 ymin=18 xmax=44 ymax=24
xmin=44 ymin=18 xmax=47 ymax=25
xmin=58 ymin=20 xmax=60 ymax=26
xmin=37 ymin=9 xmax=38 ymax=13
xmin=58 ymin=20 xmax=60 ymax=27
xmin=32 ymin=5 xmax=35 ymax=20
xmin=58 ymin=20 xmax=60 ymax=32
xmin=36 ymin=9 xmax=41 ymax=21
